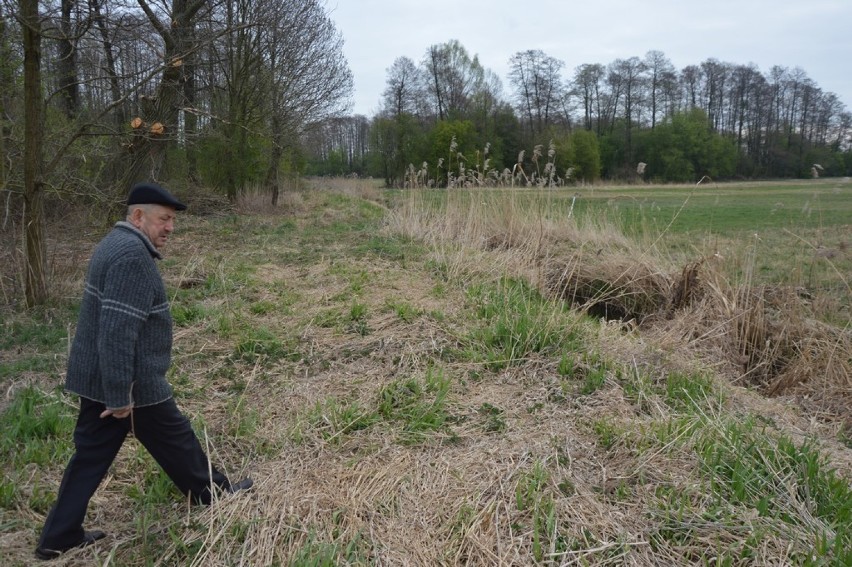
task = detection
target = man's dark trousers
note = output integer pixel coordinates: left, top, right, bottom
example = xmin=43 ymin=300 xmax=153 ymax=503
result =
xmin=38 ymin=397 xmax=229 ymax=551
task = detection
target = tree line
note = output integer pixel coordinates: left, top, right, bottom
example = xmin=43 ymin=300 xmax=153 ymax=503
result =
xmin=2 ymin=0 xmax=352 ymax=306
xmin=2 ymin=1 xmax=851 ymax=306
xmin=303 ymin=43 xmax=852 ymax=186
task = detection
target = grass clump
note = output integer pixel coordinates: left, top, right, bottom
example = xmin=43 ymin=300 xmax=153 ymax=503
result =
xmin=289 ymin=531 xmax=370 ymax=566
xmin=233 ymin=325 xmax=301 ymax=363
xmin=664 ymin=371 xmax=720 ymax=412
xmin=697 ymin=420 xmax=851 ymax=560
xmin=466 ymin=277 xmax=584 ymax=370
xmin=293 ymin=368 xmax=455 ymax=446
xmin=0 ymin=387 xmax=75 ymax=512
xmin=515 ymin=460 xmax=565 ymax=561
xmin=377 ymin=368 xmax=453 ymax=443
xmin=346 ymin=302 xmax=369 ymax=336
xmin=0 ymin=387 xmax=74 ymax=470
xmin=297 ymin=398 xmax=378 ymax=444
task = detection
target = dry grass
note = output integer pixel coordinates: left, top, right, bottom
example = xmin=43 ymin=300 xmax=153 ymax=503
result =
xmin=306 ymin=176 xmax=385 ymax=204
xmin=1 ymin=184 xmax=850 ymax=565
xmin=387 ymin=188 xmax=852 ymax=424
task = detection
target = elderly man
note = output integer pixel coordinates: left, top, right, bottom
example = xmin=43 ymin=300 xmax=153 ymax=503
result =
xmin=35 ymin=183 xmax=252 ymax=561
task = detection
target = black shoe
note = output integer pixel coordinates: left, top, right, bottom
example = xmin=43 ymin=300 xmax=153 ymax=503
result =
xmin=35 ymin=530 xmax=106 ymax=560
xmin=226 ymin=477 xmax=254 ymax=494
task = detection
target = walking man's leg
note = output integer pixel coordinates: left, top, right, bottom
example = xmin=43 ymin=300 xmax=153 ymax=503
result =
xmin=132 ymin=398 xmax=229 ymax=504
xmin=37 ymin=398 xmax=127 ymax=555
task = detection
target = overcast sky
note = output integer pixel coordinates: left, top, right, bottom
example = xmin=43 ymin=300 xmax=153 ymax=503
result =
xmin=327 ymin=0 xmax=852 ymax=117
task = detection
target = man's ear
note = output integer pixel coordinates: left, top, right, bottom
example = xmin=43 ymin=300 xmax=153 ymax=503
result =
xmin=129 ymin=206 xmax=145 ymax=225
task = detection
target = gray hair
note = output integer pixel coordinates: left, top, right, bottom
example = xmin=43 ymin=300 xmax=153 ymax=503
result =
xmin=126 ymin=203 xmax=154 ymax=219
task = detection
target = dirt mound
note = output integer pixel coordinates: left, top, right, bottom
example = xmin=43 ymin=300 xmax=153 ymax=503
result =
xmin=545 ymin=254 xmax=852 ymax=422
xmin=545 ymin=253 xmax=671 ymax=323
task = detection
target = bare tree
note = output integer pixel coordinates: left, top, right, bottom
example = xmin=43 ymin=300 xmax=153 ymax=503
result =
xmin=701 ymin=58 xmax=728 ymax=131
xmin=120 ymin=0 xmax=209 ymax=189
xmin=55 ymin=0 xmax=78 ymax=118
xmin=422 ymin=40 xmax=483 ymax=121
xmin=606 ymin=57 xmax=646 ymax=165
xmin=89 ymin=0 xmax=125 ymax=126
xmin=644 ymin=50 xmax=674 ymax=129
xmin=508 ymin=49 xmax=564 ymax=140
xmin=0 ymin=4 xmax=16 ymax=205
xmin=572 ymin=63 xmax=605 ymax=133
xmin=19 ymin=0 xmax=47 ymax=306
xmin=381 ymin=56 xmax=422 ymax=119
xmin=681 ymin=64 xmax=702 ymax=108
xmin=262 ymin=0 xmax=352 ymax=204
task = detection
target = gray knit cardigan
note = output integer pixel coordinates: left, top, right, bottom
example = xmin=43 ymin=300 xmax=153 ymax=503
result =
xmin=65 ymin=221 xmax=174 ymax=408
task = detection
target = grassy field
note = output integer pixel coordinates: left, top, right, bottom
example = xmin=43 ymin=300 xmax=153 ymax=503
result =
xmin=0 ymin=179 xmax=850 ymax=565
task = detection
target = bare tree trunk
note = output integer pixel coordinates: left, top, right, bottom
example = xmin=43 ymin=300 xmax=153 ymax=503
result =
xmin=1 ymin=6 xmax=12 ymax=204
xmin=120 ymin=0 xmax=206 ymax=191
xmin=91 ymin=0 xmax=124 ymax=126
xmin=57 ymin=0 xmax=78 ymax=119
xmin=90 ymin=0 xmax=125 ymax=188
xmin=265 ymin=114 xmax=284 ymax=207
xmin=183 ymin=19 xmax=198 ymax=183
xmin=20 ymin=0 xmax=47 ymax=306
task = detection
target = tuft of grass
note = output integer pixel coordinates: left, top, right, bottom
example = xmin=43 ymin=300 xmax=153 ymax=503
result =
xmin=0 ymin=387 xmax=75 ymax=470
xmin=515 ymin=460 xmax=563 ymax=561
xmin=0 ymin=318 xmax=68 ymax=351
xmin=477 ymin=402 xmax=507 ymax=433
xmin=249 ymin=300 xmax=277 ymax=316
xmin=290 ymin=530 xmax=369 ymax=566
xmin=696 ymin=419 xmax=852 ymax=563
xmin=233 ymin=326 xmax=301 ymax=363
xmin=664 ymin=371 xmax=719 ymax=412
xmin=377 ymin=368 xmax=453 ymax=443
xmin=591 ymin=419 xmax=620 ymax=450
xmin=346 ymin=302 xmax=369 ymax=336
xmin=0 ymin=356 xmax=59 ymax=380
xmin=125 ymin=445 xmax=181 ymax=506
xmin=467 ymin=277 xmax=583 ymax=370
xmin=385 ymin=299 xmax=423 ymax=323
xmin=575 ymin=352 xmax=609 ymax=395
xmin=296 ymin=398 xmax=379 ymax=444
xmin=171 ymin=301 xmax=208 ymax=326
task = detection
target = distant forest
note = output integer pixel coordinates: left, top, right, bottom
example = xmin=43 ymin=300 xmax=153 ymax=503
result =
xmin=305 ymin=42 xmax=852 ymax=186
xmin=2 ymin=0 xmax=851 ymax=213
xmin=3 ymin=0 xmax=852 ymax=306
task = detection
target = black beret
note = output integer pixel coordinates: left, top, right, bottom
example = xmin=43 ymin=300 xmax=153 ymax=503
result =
xmin=127 ymin=182 xmax=187 ymax=211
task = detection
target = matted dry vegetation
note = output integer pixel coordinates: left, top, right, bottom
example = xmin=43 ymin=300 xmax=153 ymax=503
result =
xmin=1 ymin=180 xmax=850 ymax=565
xmin=387 ymin=187 xmax=851 ymax=426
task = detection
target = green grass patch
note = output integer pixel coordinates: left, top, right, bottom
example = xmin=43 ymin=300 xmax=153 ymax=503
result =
xmin=0 ymin=387 xmax=75 ymax=469
xmin=664 ymin=371 xmax=719 ymax=412
xmin=346 ymin=302 xmax=369 ymax=336
xmin=125 ymin=445 xmax=182 ymax=506
xmin=385 ymin=299 xmax=423 ymax=323
xmin=354 ymin=234 xmax=422 ymax=262
xmin=477 ymin=402 xmax=507 ymax=433
xmin=294 ymin=368 xmax=455 ymax=445
xmin=377 ymin=368 xmax=453 ymax=443
xmin=296 ymin=398 xmax=378 ymax=444
xmin=233 ymin=326 xmax=301 ymax=363
xmin=515 ymin=460 xmax=564 ymax=561
xmin=0 ymin=355 xmax=60 ymax=380
xmin=0 ymin=387 xmax=75 ymax=510
xmin=0 ymin=316 xmax=70 ymax=351
xmin=289 ymin=530 xmax=370 ymax=566
xmin=696 ymin=419 xmax=852 ymax=564
xmin=466 ymin=277 xmax=584 ymax=370
xmin=171 ymin=301 xmax=208 ymax=326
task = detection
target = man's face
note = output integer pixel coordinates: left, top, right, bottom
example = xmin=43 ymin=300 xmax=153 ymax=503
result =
xmin=132 ymin=204 xmax=177 ymax=249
